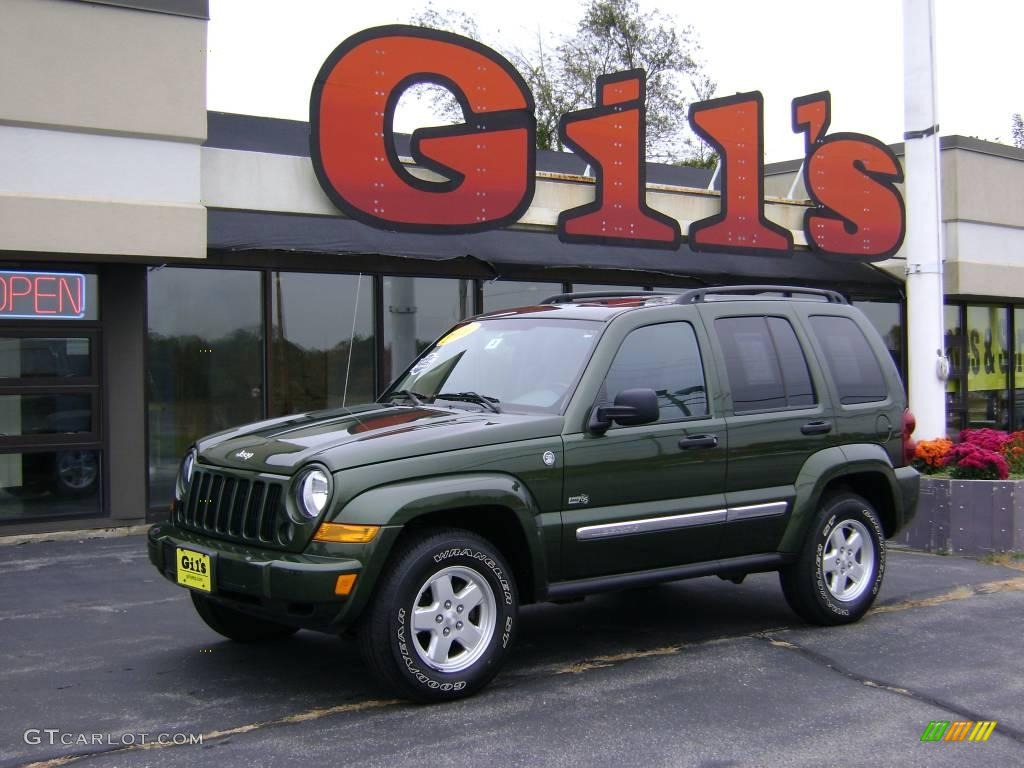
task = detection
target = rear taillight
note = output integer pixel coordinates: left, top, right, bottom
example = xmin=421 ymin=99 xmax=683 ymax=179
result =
xmin=902 ymin=409 xmax=917 ymax=466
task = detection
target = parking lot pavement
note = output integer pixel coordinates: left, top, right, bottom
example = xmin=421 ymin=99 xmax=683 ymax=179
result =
xmin=1 ymin=535 xmax=1023 ymax=768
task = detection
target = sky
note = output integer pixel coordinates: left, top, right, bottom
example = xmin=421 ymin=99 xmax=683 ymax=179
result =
xmin=206 ymin=0 xmax=1023 ymax=163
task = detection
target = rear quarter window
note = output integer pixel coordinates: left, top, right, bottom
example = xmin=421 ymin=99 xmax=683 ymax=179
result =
xmin=809 ymin=315 xmax=888 ymax=404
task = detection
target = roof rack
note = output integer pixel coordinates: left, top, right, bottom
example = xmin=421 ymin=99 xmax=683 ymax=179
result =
xmin=541 ymin=286 xmax=848 ymax=306
xmin=539 ymin=290 xmax=673 ymax=304
xmin=674 ymin=285 xmax=847 ymax=304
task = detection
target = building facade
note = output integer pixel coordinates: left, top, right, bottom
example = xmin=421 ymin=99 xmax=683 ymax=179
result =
xmin=1 ymin=0 xmax=1022 ymax=533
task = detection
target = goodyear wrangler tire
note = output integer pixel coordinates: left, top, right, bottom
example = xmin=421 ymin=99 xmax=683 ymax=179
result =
xmin=779 ymin=493 xmax=885 ymax=626
xmin=357 ymin=528 xmax=518 ymax=703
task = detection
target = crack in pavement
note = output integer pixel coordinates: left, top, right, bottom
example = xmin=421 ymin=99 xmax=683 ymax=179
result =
xmin=755 ymin=631 xmax=1024 ymax=746
xmin=17 ymin=699 xmax=401 ymax=768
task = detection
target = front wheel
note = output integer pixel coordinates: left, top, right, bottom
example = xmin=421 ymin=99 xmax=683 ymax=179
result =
xmin=779 ymin=493 xmax=886 ymax=626
xmin=357 ymin=528 xmax=518 ymax=703
xmin=190 ymin=592 xmax=298 ymax=643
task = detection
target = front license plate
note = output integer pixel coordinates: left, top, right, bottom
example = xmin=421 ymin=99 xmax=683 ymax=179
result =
xmin=175 ymin=547 xmax=212 ymax=593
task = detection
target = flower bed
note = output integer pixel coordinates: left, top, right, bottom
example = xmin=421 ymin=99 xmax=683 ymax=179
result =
xmin=900 ymin=428 xmax=1024 ymax=555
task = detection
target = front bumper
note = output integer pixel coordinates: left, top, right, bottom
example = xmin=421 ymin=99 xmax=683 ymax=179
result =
xmin=148 ymin=523 xmax=366 ymax=631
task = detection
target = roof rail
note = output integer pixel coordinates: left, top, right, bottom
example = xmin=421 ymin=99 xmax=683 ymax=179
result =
xmin=539 ymin=290 xmax=667 ymax=304
xmin=673 ymin=285 xmax=847 ymax=305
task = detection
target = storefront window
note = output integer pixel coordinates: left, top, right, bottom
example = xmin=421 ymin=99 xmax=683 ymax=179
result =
xmin=482 ymin=280 xmax=563 ymax=311
xmin=853 ymin=300 xmax=903 ymax=381
xmin=0 ymin=449 xmax=101 ymax=522
xmin=964 ymin=305 xmax=1009 ymax=430
xmin=147 ymin=268 xmax=264 ymax=508
xmin=945 ymin=305 xmax=964 ymax=434
xmin=382 ymin=276 xmax=471 ymax=385
xmin=270 ymin=272 xmax=374 ymax=416
xmin=1016 ymin=308 xmax=1024 ymax=430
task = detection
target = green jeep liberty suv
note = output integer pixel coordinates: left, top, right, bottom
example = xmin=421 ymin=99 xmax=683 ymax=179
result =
xmin=148 ymin=286 xmax=920 ymax=702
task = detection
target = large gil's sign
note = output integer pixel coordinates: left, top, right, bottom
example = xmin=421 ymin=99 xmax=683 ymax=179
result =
xmin=311 ymin=25 xmax=905 ymax=261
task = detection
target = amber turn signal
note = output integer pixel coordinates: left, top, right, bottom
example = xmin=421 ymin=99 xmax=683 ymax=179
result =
xmin=334 ymin=573 xmax=358 ymax=596
xmin=313 ymin=523 xmax=380 ymax=543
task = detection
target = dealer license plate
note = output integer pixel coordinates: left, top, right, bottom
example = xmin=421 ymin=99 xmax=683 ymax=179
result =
xmin=175 ymin=547 xmax=212 ymax=593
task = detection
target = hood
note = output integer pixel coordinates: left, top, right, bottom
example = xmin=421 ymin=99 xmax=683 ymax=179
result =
xmin=195 ymin=403 xmax=563 ymax=474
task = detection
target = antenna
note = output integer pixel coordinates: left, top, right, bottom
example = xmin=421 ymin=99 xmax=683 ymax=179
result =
xmin=342 ymin=274 xmax=363 ymax=408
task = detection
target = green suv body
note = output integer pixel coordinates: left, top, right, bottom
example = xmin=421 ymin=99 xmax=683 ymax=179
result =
xmin=148 ymin=286 xmax=920 ymax=701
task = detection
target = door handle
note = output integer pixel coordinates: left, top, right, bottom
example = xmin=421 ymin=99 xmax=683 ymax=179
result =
xmin=678 ymin=434 xmax=719 ymax=450
xmin=800 ymin=421 xmax=833 ymax=435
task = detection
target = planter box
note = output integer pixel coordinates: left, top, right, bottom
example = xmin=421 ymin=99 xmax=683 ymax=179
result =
xmin=898 ymin=477 xmax=1024 ymax=555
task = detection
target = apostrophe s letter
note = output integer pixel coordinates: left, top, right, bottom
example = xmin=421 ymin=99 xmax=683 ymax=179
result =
xmin=794 ymin=92 xmax=906 ymax=261
xmin=557 ymin=71 xmax=680 ymax=248
xmin=311 ymin=25 xmax=536 ymax=233
xmin=687 ymin=92 xmax=793 ymax=255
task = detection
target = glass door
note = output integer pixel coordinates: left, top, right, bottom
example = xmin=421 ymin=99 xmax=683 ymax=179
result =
xmin=0 ymin=330 xmax=102 ymax=522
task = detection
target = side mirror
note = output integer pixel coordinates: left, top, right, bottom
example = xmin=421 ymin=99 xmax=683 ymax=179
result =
xmin=588 ymin=388 xmax=660 ymax=433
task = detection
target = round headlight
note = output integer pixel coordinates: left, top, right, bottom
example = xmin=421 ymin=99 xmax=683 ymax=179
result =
xmin=175 ymin=448 xmax=198 ymax=502
xmin=296 ymin=468 xmax=330 ymax=519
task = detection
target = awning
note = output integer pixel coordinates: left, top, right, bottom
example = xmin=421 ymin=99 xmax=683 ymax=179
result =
xmin=208 ymin=209 xmax=902 ymax=293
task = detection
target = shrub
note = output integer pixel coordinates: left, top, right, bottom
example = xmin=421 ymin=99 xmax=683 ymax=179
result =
xmin=959 ymin=428 xmax=1013 ymax=453
xmin=946 ymin=442 xmax=1009 ymax=480
xmin=913 ymin=438 xmax=953 ymax=474
xmin=1003 ymin=431 xmax=1024 ymax=475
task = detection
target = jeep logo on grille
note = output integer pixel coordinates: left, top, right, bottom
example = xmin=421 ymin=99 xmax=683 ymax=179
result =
xmin=234 ymin=449 xmax=255 ymax=461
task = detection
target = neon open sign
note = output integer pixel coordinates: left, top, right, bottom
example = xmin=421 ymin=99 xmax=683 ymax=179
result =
xmin=0 ymin=271 xmax=87 ymax=319
xmin=312 ymin=26 xmax=906 ymax=261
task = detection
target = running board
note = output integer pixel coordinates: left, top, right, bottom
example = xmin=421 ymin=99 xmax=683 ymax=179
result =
xmin=544 ymin=553 xmax=792 ymax=602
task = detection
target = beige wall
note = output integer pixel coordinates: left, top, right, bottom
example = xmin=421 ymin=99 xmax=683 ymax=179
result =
xmin=0 ymin=0 xmax=206 ymax=141
xmin=0 ymin=0 xmax=207 ymax=260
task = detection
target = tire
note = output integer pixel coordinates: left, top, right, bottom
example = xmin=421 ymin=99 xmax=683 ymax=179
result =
xmin=779 ymin=493 xmax=886 ymax=626
xmin=357 ymin=528 xmax=518 ymax=703
xmin=54 ymin=450 xmax=99 ymax=498
xmin=190 ymin=592 xmax=299 ymax=643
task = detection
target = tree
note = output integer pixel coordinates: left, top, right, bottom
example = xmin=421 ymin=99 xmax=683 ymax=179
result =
xmin=409 ymin=0 xmax=714 ymax=164
xmin=1012 ymin=113 xmax=1024 ymax=149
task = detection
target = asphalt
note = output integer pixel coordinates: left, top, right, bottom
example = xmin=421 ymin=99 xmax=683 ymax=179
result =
xmin=1 ymin=534 xmax=1022 ymax=768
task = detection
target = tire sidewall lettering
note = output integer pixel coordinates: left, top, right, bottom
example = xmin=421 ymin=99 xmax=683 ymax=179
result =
xmin=392 ymin=544 xmax=515 ymax=694
xmin=814 ymin=502 xmax=883 ymax=617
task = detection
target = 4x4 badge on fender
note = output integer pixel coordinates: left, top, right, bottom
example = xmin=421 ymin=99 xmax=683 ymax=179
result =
xmin=542 ymin=451 xmax=556 ymax=466
xmin=568 ymin=494 xmax=589 ymax=506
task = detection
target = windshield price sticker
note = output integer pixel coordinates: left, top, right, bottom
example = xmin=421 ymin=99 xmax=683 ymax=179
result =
xmin=437 ymin=322 xmax=480 ymax=347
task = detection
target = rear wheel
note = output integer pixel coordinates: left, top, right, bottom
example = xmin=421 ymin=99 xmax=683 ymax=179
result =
xmin=190 ymin=592 xmax=298 ymax=643
xmin=357 ymin=528 xmax=518 ymax=703
xmin=780 ymin=493 xmax=885 ymax=625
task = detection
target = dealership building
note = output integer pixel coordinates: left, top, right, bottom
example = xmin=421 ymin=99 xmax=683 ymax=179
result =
xmin=2 ymin=0 xmax=1023 ymax=533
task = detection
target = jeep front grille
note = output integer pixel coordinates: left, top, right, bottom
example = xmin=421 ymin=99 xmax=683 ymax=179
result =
xmin=177 ymin=468 xmax=289 ymax=548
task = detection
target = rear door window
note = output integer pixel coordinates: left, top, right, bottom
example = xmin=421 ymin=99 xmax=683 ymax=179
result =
xmin=715 ymin=316 xmax=816 ymax=413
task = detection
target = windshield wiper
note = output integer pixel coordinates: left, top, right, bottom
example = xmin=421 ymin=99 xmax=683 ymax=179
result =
xmin=434 ymin=391 xmax=502 ymax=413
xmin=387 ymin=389 xmax=426 ymax=406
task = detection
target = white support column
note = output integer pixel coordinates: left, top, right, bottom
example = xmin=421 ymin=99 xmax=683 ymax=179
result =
xmin=903 ymin=0 xmax=947 ymax=439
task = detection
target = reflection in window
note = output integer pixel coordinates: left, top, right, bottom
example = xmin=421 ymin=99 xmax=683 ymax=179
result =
xmin=0 ymin=450 xmax=101 ymax=521
xmin=853 ymin=301 xmax=903 ymax=380
xmin=147 ymin=268 xmax=264 ymax=508
xmin=716 ymin=316 xmax=815 ymax=413
xmin=482 ymin=280 xmax=563 ymax=312
xmin=603 ymin=323 xmax=708 ymax=422
xmin=944 ymin=305 xmax=964 ymax=434
xmin=383 ymin=277 xmax=471 ymax=385
xmin=0 ymin=337 xmax=92 ymax=380
xmin=1017 ymin=308 xmax=1024 ymax=430
xmin=270 ymin=272 xmax=375 ymax=416
xmin=965 ymin=305 xmax=1009 ymax=430
xmin=809 ymin=315 xmax=886 ymax=405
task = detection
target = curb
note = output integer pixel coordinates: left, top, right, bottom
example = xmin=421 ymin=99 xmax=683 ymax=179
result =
xmin=0 ymin=524 xmax=151 ymax=547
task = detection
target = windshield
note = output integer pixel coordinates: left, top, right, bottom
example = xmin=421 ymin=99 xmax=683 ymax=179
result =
xmin=385 ymin=318 xmax=603 ymax=414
